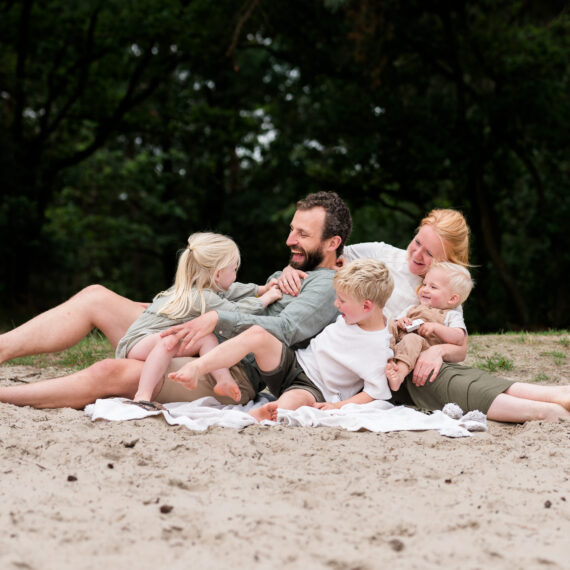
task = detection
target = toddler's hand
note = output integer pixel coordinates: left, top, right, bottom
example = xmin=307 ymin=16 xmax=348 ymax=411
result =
xmin=396 ymin=317 xmax=411 ymax=330
xmin=418 ymin=322 xmax=437 ymax=337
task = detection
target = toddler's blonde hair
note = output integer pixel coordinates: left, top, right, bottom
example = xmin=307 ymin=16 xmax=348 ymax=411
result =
xmin=157 ymin=232 xmax=240 ymax=318
xmin=428 ymin=261 xmax=474 ymax=305
xmin=333 ymin=258 xmax=394 ymax=308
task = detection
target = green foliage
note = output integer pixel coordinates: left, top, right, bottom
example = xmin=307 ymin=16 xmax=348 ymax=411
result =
xmin=539 ymin=350 xmax=566 ymax=366
xmin=475 ymin=352 xmax=514 ymax=372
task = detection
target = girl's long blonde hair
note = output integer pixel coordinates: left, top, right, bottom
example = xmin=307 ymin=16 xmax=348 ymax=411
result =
xmin=157 ymin=232 xmax=240 ymax=319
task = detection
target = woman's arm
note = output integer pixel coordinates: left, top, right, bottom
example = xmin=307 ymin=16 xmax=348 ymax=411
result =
xmin=411 ymin=334 xmax=468 ymax=386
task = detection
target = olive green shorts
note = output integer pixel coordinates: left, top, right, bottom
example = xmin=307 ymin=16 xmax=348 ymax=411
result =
xmin=390 ymin=362 xmax=515 ymax=413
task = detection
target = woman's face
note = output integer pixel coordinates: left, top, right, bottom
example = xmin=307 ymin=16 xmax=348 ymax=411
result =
xmin=407 ymin=225 xmax=447 ymax=276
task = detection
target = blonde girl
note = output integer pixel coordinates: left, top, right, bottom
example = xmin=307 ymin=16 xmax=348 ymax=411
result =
xmin=116 ymin=232 xmax=281 ymax=404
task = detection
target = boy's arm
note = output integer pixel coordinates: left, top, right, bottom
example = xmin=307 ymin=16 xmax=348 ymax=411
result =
xmin=314 ymin=391 xmax=374 ymax=410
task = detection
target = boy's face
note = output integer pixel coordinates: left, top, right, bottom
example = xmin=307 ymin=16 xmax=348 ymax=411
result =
xmin=334 ymin=288 xmax=369 ymax=326
xmin=418 ymin=267 xmax=458 ymax=309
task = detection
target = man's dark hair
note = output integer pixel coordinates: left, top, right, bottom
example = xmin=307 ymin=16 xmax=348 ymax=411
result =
xmin=296 ymin=191 xmax=352 ymax=256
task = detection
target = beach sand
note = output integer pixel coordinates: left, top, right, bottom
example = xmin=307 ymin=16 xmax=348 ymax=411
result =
xmin=1 ymin=333 xmax=569 ymax=569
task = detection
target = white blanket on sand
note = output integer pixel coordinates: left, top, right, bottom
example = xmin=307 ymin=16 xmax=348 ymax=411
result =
xmin=85 ymin=397 xmax=487 ymax=438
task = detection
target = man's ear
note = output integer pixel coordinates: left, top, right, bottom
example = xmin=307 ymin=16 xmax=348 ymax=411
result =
xmin=326 ymin=235 xmax=342 ymax=253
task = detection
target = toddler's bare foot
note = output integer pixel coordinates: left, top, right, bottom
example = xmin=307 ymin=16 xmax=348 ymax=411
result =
xmin=249 ymin=402 xmax=278 ymax=423
xmin=386 ymin=360 xmax=410 ymax=391
xmin=214 ymin=380 xmax=242 ymax=403
xmin=168 ymin=363 xmax=199 ymax=390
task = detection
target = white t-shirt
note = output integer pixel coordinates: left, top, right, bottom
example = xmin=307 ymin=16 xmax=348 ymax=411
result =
xmin=343 ymin=242 xmax=422 ymax=320
xmin=296 ymin=316 xmax=393 ymax=403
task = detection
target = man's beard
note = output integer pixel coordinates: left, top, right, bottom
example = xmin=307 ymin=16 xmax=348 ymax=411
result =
xmin=289 ymin=246 xmax=324 ymax=272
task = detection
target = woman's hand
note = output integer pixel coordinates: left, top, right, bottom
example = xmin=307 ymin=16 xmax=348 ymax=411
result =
xmin=277 ymin=266 xmax=307 ymax=296
xmin=411 ymin=345 xmax=444 ymax=386
xmin=160 ymin=311 xmax=219 ymax=352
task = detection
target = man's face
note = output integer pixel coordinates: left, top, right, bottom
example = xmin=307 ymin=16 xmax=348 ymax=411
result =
xmin=286 ymin=207 xmax=327 ymax=271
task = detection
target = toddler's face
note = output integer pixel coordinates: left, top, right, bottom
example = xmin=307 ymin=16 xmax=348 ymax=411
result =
xmin=418 ymin=267 xmax=457 ymax=309
xmin=215 ymin=263 xmax=238 ymax=290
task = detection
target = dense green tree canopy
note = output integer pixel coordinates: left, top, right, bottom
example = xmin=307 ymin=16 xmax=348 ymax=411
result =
xmin=1 ymin=0 xmax=569 ymax=331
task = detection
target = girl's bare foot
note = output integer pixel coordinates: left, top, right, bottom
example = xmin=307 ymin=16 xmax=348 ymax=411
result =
xmin=168 ymin=364 xmax=199 ymax=390
xmin=249 ymin=402 xmax=278 ymax=423
xmin=213 ymin=380 xmax=242 ymax=403
xmin=386 ymin=360 xmax=410 ymax=391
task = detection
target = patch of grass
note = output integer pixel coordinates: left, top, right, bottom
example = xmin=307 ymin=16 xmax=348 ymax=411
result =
xmin=475 ymin=352 xmax=514 ymax=373
xmin=533 ymin=372 xmax=550 ymax=383
xmin=5 ymin=332 xmax=114 ymax=371
xmin=557 ymin=337 xmax=570 ymax=349
xmin=539 ymin=350 xmax=567 ymax=366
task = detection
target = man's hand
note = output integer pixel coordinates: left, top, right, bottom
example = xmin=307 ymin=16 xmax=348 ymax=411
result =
xmin=160 ymin=311 xmax=219 ymax=352
xmin=277 ymin=266 xmax=307 ymax=296
xmin=411 ymin=345 xmax=444 ymax=386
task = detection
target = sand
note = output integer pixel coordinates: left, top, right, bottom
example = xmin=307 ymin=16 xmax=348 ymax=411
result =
xmin=1 ymin=333 xmax=569 ymax=569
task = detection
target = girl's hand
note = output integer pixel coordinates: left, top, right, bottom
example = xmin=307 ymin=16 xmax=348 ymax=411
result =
xmin=258 ymin=278 xmax=279 ymax=296
xmin=277 ymin=266 xmax=307 ymax=296
xmin=260 ymin=285 xmax=282 ymax=306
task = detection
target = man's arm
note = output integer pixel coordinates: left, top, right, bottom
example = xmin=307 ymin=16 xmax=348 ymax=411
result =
xmin=216 ymin=270 xmax=338 ymax=348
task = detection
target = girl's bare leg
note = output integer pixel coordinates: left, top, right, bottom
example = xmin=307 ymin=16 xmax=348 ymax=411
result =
xmin=195 ymin=335 xmax=241 ymax=403
xmin=487 ymin=392 xmax=569 ymax=423
xmin=250 ymin=389 xmax=316 ymax=423
xmin=128 ymin=334 xmax=179 ymax=402
xmin=169 ymin=325 xmax=283 ymax=390
xmin=0 ymin=285 xmax=145 ymax=364
xmin=0 ymin=358 xmax=144 ymax=409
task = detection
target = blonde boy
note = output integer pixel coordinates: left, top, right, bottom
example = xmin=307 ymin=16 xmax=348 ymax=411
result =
xmin=386 ymin=261 xmax=474 ymax=389
xmin=168 ymin=259 xmax=396 ymax=422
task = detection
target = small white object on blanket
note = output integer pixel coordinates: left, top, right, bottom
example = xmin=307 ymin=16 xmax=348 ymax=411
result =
xmin=85 ymin=397 xmax=487 ymax=438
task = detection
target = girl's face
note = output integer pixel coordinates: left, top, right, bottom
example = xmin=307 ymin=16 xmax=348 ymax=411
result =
xmin=215 ymin=262 xmax=238 ymax=290
xmin=407 ymin=225 xmax=447 ymax=276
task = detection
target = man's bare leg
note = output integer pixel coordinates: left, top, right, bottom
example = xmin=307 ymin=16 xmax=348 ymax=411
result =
xmin=0 ymin=358 xmax=144 ymax=409
xmin=250 ymin=389 xmax=316 ymax=422
xmin=0 ymin=285 xmax=145 ymax=364
xmin=168 ymin=325 xmax=283 ymax=390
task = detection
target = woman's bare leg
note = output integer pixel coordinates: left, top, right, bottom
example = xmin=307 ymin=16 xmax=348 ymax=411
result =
xmin=0 ymin=285 xmax=145 ymax=363
xmin=487 ymin=392 xmax=569 ymax=423
xmin=504 ymin=382 xmax=570 ymax=411
xmin=0 ymin=358 xmax=145 ymax=409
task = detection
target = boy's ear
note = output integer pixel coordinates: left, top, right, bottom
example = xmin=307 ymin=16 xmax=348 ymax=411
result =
xmin=362 ymin=299 xmax=373 ymax=312
xmin=448 ymin=293 xmax=460 ymax=307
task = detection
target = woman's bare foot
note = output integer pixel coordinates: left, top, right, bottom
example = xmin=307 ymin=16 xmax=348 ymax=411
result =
xmin=385 ymin=360 xmax=410 ymax=391
xmin=213 ymin=380 xmax=242 ymax=403
xmin=168 ymin=363 xmax=199 ymax=389
xmin=249 ymin=402 xmax=278 ymax=423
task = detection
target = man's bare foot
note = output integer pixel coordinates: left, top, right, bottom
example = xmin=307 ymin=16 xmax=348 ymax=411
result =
xmin=214 ymin=380 xmax=242 ymax=403
xmin=386 ymin=360 xmax=410 ymax=391
xmin=168 ymin=363 xmax=199 ymax=389
xmin=249 ymin=402 xmax=278 ymax=423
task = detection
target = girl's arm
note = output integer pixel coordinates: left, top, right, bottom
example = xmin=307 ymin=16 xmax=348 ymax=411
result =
xmin=313 ymin=391 xmax=374 ymax=410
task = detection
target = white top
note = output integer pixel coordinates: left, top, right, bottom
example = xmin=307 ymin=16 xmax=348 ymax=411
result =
xmin=296 ymin=316 xmax=393 ymax=402
xmin=342 ymin=242 xmax=422 ymax=320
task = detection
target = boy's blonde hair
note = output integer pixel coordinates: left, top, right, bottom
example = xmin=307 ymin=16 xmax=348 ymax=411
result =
xmin=333 ymin=258 xmax=394 ymax=308
xmin=429 ymin=261 xmax=474 ymax=305
xmin=157 ymin=232 xmax=240 ymax=318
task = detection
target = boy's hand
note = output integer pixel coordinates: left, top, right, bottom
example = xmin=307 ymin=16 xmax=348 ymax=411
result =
xmin=396 ymin=317 xmax=412 ymax=330
xmin=313 ymin=402 xmax=341 ymax=410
